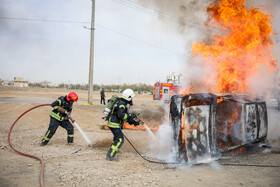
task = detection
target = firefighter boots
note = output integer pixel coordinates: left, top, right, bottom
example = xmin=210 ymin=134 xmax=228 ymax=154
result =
xmin=40 ymin=142 xmax=48 ymax=146
xmin=106 ymin=156 xmax=119 ymax=162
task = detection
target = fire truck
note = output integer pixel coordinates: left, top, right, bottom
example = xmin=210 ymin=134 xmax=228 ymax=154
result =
xmin=153 ymin=82 xmax=181 ymax=101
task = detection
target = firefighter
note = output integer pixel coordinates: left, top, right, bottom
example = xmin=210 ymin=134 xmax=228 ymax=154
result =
xmin=40 ymin=92 xmax=78 ymax=146
xmin=106 ymin=88 xmax=139 ymax=161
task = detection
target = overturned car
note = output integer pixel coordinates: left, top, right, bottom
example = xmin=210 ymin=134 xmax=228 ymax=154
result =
xmin=170 ymin=93 xmax=268 ymax=163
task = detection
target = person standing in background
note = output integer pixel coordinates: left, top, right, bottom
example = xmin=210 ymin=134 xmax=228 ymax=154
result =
xmin=100 ymin=88 xmax=106 ymax=105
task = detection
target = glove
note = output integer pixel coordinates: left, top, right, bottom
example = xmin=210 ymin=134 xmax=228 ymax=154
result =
xmin=127 ymin=113 xmax=136 ymax=124
xmin=128 ymin=113 xmax=136 ymax=120
xmin=57 ymin=106 xmax=66 ymax=113
xmin=132 ymin=120 xmax=139 ymax=127
xmin=130 ymin=119 xmax=139 ymax=126
xmin=64 ymin=115 xmax=69 ymax=120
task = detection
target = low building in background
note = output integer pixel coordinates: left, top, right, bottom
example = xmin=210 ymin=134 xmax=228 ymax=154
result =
xmin=13 ymin=77 xmax=28 ymax=87
xmin=40 ymin=81 xmax=53 ymax=87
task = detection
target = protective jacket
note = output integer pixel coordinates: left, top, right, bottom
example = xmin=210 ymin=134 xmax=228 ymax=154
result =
xmin=50 ymin=96 xmax=73 ymax=121
xmin=107 ymin=98 xmax=128 ymax=128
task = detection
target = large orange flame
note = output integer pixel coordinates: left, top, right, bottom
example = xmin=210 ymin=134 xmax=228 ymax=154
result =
xmin=179 ymin=0 xmax=278 ymax=153
xmin=191 ymin=0 xmax=278 ymax=93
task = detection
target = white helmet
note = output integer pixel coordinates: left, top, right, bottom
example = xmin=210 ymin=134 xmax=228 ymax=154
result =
xmin=122 ymin=89 xmax=135 ymax=101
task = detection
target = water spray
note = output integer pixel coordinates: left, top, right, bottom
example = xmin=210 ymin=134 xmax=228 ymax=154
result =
xmin=66 ymin=112 xmax=92 ymax=146
xmin=123 ymin=114 xmax=280 ymax=167
xmin=7 ymin=104 xmax=279 ymax=187
xmin=7 ymin=104 xmax=93 ymax=187
xmin=122 ymin=129 xmax=280 ymax=167
xmin=143 ymin=123 xmax=156 ymax=140
xmin=134 ymin=113 xmax=156 ymax=140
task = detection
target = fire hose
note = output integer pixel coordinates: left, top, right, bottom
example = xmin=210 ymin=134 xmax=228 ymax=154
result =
xmin=7 ymin=103 xmax=92 ymax=187
xmin=7 ymin=104 xmax=280 ymax=187
xmin=120 ymin=128 xmax=280 ymax=168
xmin=8 ymin=103 xmax=51 ymax=187
xmin=120 ymin=115 xmax=183 ymax=165
xmin=121 ymin=131 xmax=180 ymax=165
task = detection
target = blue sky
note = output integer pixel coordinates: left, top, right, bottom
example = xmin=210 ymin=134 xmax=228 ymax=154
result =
xmin=0 ymin=0 xmax=279 ymax=85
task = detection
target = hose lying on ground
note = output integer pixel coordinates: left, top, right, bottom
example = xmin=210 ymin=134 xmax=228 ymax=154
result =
xmin=7 ymin=103 xmax=280 ymax=187
xmin=122 ymin=130 xmax=280 ymax=168
xmin=8 ymin=104 xmax=51 ymax=187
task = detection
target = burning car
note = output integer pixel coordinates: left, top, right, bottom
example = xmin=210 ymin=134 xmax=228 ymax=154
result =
xmin=170 ymin=93 xmax=268 ymax=163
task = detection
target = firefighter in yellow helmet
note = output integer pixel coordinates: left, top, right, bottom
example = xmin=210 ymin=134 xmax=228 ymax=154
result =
xmin=40 ymin=92 xmax=78 ymax=146
xmin=106 ymin=89 xmax=139 ymax=161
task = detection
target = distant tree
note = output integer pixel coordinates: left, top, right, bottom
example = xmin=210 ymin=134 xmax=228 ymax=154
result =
xmin=95 ymin=83 xmax=153 ymax=93
xmin=57 ymin=83 xmax=66 ymax=88
xmin=28 ymin=83 xmax=35 ymax=87
xmin=27 ymin=82 xmax=153 ymax=93
xmin=75 ymin=84 xmax=82 ymax=90
xmin=93 ymin=84 xmax=101 ymax=91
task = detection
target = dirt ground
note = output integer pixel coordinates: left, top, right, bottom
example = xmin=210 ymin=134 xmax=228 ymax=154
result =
xmin=0 ymin=86 xmax=279 ymax=187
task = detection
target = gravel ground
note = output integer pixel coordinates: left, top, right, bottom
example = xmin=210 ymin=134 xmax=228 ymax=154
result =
xmin=0 ymin=87 xmax=279 ymax=187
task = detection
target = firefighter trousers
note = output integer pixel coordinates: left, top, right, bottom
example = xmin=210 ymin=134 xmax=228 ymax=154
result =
xmin=107 ymin=127 xmax=124 ymax=158
xmin=41 ymin=117 xmax=74 ymax=144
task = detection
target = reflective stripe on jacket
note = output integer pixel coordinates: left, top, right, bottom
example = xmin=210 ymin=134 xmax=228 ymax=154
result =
xmin=50 ymin=96 xmax=73 ymax=121
xmin=107 ymin=98 xmax=128 ymax=128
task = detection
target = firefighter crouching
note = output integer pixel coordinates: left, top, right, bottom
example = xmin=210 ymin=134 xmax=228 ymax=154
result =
xmin=106 ymin=89 xmax=139 ymax=161
xmin=40 ymin=92 xmax=78 ymax=146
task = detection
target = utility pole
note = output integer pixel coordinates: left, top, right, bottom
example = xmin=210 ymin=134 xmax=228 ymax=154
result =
xmin=88 ymin=0 xmax=95 ymax=104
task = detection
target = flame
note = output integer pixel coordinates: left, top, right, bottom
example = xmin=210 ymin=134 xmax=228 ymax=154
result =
xmin=190 ymin=0 xmax=278 ymax=93
xmin=189 ymin=0 xmax=278 ymax=152
xmin=104 ymin=122 xmax=158 ymax=131
xmin=217 ymin=98 xmax=223 ymax=103
xmin=216 ymin=100 xmax=242 ymax=149
xmin=179 ymin=87 xmax=194 ymax=95
xmin=180 ymin=113 xmax=186 ymax=145
xmin=229 ymin=146 xmax=245 ymax=153
xmin=225 ymin=106 xmax=239 ymax=135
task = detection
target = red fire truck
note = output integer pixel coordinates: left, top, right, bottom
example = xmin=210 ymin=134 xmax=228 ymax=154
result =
xmin=153 ymin=82 xmax=181 ymax=101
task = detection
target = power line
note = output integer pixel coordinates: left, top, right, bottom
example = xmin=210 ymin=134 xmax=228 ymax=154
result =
xmin=0 ymin=16 xmax=90 ymax=24
xmin=114 ymin=0 xmax=181 ymax=20
xmin=0 ymin=1 xmax=206 ymax=29
xmin=95 ymin=23 xmax=189 ymax=56
xmin=112 ymin=0 xmax=208 ymax=30
xmin=112 ymin=0 xmax=182 ymax=23
xmin=0 ymin=16 xmax=189 ymax=56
